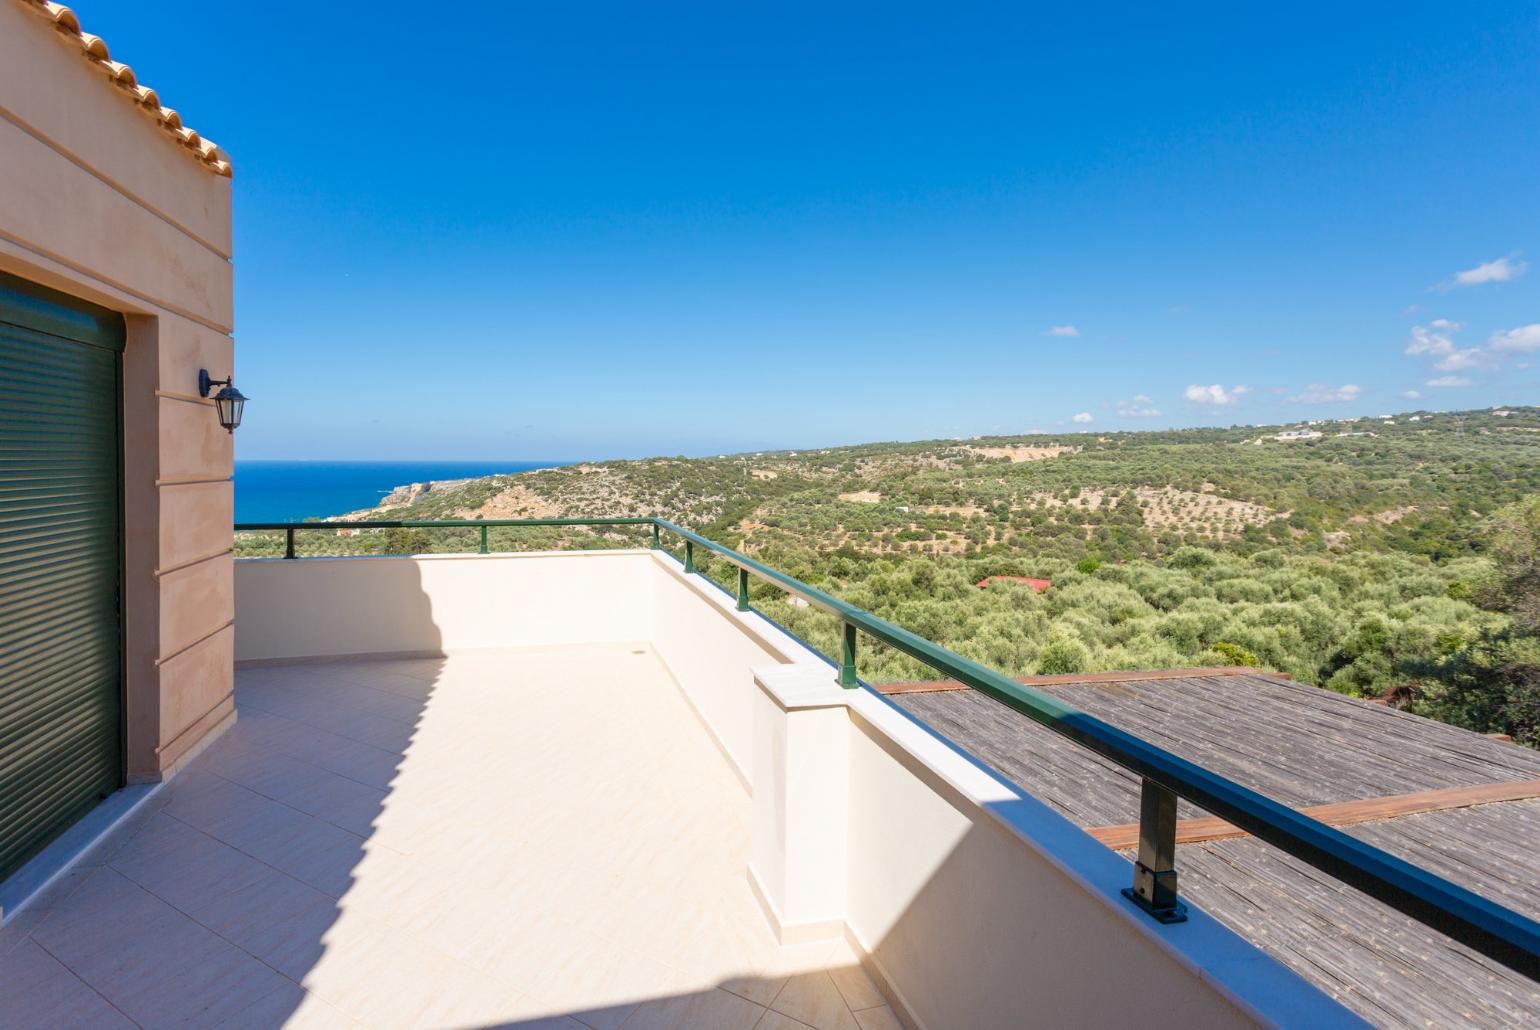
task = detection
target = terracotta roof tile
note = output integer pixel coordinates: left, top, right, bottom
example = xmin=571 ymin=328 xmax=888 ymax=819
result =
xmin=21 ymin=1 xmax=232 ymax=176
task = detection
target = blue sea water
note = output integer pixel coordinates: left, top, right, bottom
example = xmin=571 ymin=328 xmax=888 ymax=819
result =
xmin=233 ymin=460 xmax=569 ymax=523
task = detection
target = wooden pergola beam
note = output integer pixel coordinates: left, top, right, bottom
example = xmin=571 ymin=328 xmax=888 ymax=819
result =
xmin=877 ymin=666 xmax=1272 ymax=695
xmin=1086 ymin=778 xmax=1540 ymax=851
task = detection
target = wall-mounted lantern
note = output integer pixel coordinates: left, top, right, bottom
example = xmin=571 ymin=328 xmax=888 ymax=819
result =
xmin=198 ymin=369 xmax=248 ymax=433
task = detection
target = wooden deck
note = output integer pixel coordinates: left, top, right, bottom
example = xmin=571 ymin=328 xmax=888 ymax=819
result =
xmin=1179 ymin=801 xmax=1540 ymax=1027
xmin=891 ymin=671 xmax=1540 ymax=826
xmin=888 ymin=670 xmax=1540 ymax=1027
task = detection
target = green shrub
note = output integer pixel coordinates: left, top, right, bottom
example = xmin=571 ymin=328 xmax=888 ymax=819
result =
xmin=1206 ymin=641 xmax=1261 ymax=666
xmin=1036 ymin=630 xmax=1090 ymax=675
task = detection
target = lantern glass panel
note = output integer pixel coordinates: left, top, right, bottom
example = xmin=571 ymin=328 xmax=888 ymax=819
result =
xmin=214 ymin=388 xmax=245 ymax=432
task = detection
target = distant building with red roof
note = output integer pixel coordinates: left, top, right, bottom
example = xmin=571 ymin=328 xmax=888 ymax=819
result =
xmin=975 ymin=575 xmax=1051 ymax=593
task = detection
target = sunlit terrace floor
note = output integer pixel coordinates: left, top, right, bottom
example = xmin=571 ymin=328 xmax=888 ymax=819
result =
xmin=0 ymin=644 xmax=899 ymax=1029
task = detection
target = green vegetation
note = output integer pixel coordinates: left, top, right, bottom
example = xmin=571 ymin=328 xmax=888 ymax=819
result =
xmin=235 ymin=406 xmax=1540 ymax=744
xmin=1409 ymin=496 xmax=1540 ymax=747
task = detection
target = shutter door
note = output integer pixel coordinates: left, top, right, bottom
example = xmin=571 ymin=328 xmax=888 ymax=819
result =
xmin=0 ymin=271 xmax=124 ymax=882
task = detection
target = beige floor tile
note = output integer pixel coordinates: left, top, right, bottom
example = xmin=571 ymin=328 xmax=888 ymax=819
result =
xmin=721 ymin=970 xmax=793 ymax=1008
xmin=30 ymin=866 xmax=174 ymax=958
xmin=771 ymin=970 xmax=862 ymax=1030
xmin=496 ymin=1015 xmax=591 ymax=1030
xmin=0 ymin=906 xmax=51 ymax=958
xmin=620 ymin=983 xmax=767 ymax=1030
xmin=31 ymin=870 xmax=291 ymax=1027
xmin=289 ymin=914 xmax=485 ymax=1028
xmin=213 ymin=797 xmax=372 ymax=898
xmin=9 ymin=863 xmax=96 ymax=919
xmin=413 ymin=963 xmax=531 ymax=1028
xmin=109 ymin=813 xmax=272 ymax=912
xmin=0 ymin=939 xmax=135 ymax=1027
xmin=827 ymin=958 xmax=885 ymax=1012
xmin=755 ymin=1011 xmax=818 ymax=1030
xmin=512 ymin=936 xmax=676 ymax=1030
xmin=851 ymin=1005 xmax=903 ymax=1030
xmin=212 ymin=979 xmax=361 ymax=1028
xmin=182 ymin=869 xmax=336 ymax=961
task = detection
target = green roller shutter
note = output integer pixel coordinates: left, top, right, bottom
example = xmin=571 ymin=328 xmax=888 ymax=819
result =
xmin=0 ymin=271 xmax=124 ymax=882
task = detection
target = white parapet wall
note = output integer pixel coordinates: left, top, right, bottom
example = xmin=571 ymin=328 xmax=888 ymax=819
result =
xmin=234 ymin=550 xmax=657 ymax=659
xmin=235 ymin=548 xmax=1359 ymax=1029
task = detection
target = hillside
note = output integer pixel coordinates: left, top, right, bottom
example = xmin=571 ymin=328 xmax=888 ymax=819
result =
xmin=235 ymin=407 xmax=1540 ymax=743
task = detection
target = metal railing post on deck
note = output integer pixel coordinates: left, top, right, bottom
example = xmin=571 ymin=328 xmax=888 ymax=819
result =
xmin=838 ymin=621 xmax=859 ymax=689
xmin=684 ymin=539 xmax=696 ymax=574
xmin=1124 ymin=778 xmax=1187 ymax=923
xmin=651 ymin=522 xmax=661 ymax=550
xmin=478 ymin=524 xmax=489 ymax=554
xmin=284 ymin=526 xmax=295 ymax=559
xmin=737 ymin=567 xmax=751 ymax=611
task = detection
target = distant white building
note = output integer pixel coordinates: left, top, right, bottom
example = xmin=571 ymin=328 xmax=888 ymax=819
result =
xmin=1274 ymin=429 xmax=1323 ymax=442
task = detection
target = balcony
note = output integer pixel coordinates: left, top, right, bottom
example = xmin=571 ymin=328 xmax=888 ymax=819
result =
xmin=3 ymin=521 xmax=1537 ymax=1028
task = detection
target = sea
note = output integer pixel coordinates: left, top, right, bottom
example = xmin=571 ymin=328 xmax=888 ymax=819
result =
xmin=233 ymin=460 xmax=569 ymax=523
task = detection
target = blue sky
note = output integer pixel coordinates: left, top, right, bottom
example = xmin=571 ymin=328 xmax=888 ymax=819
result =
xmin=88 ymin=2 xmax=1539 ymax=459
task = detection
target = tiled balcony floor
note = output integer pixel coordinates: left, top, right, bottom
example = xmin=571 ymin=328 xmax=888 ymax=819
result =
xmin=0 ymin=644 xmax=899 ymax=1029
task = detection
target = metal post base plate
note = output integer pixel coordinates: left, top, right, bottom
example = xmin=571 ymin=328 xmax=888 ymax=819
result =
xmin=1122 ymin=886 xmax=1189 ymax=924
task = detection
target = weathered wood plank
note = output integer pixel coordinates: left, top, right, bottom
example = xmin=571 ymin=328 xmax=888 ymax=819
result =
xmin=1086 ymin=778 xmax=1540 ymax=849
xmin=876 ymin=665 xmax=1265 ymax=694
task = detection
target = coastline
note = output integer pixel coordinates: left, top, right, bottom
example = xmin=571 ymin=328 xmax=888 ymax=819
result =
xmin=233 ymin=460 xmax=568 ymax=523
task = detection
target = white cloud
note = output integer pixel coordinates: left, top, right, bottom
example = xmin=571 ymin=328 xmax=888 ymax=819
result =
xmin=1290 ymin=383 xmax=1363 ymax=404
xmin=1406 ymin=320 xmax=1540 ymax=382
xmin=1437 ymin=347 xmax=1491 ymax=372
xmin=1043 ymin=325 xmax=1080 ymax=338
xmin=1406 ymin=319 xmax=1483 ymax=373
xmin=1184 ymin=384 xmax=1249 ymax=406
xmin=1115 ymin=394 xmax=1162 ymax=417
xmin=1405 ymin=319 xmax=1461 ymax=357
xmin=1489 ymin=324 xmax=1540 ymax=352
xmin=1403 ymin=389 xmax=1422 ymax=400
xmin=1446 ymin=255 xmax=1527 ymax=288
xmin=1071 ymin=412 xmax=1093 ymax=423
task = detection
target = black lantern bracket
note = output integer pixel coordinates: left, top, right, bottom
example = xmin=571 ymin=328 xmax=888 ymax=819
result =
xmin=199 ymin=369 xmax=230 ymax=398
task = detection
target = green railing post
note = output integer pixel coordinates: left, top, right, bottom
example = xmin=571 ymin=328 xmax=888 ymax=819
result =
xmin=284 ymin=526 xmax=295 ymax=559
xmin=684 ymin=539 xmax=696 ymax=574
xmin=1123 ymin=778 xmax=1188 ymax=923
xmin=651 ymin=522 xmax=660 ymax=550
xmin=479 ymin=524 xmax=489 ymax=555
xmin=838 ymin=620 xmax=858 ymax=688
xmin=737 ymin=567 xmax=751 ymax=611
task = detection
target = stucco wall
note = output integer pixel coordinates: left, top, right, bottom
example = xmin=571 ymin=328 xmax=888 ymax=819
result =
xmin=646 ymin=558 xmax=805 ymax=783
xmin=233 ymin=551 xmax=655 ymax=661
xmin=0 ymin=2 xmax=235 ymax=779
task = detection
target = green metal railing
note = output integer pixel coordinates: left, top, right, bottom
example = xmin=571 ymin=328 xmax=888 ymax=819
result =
xmin=234 ymin=515 xmax=1540 ymax=981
